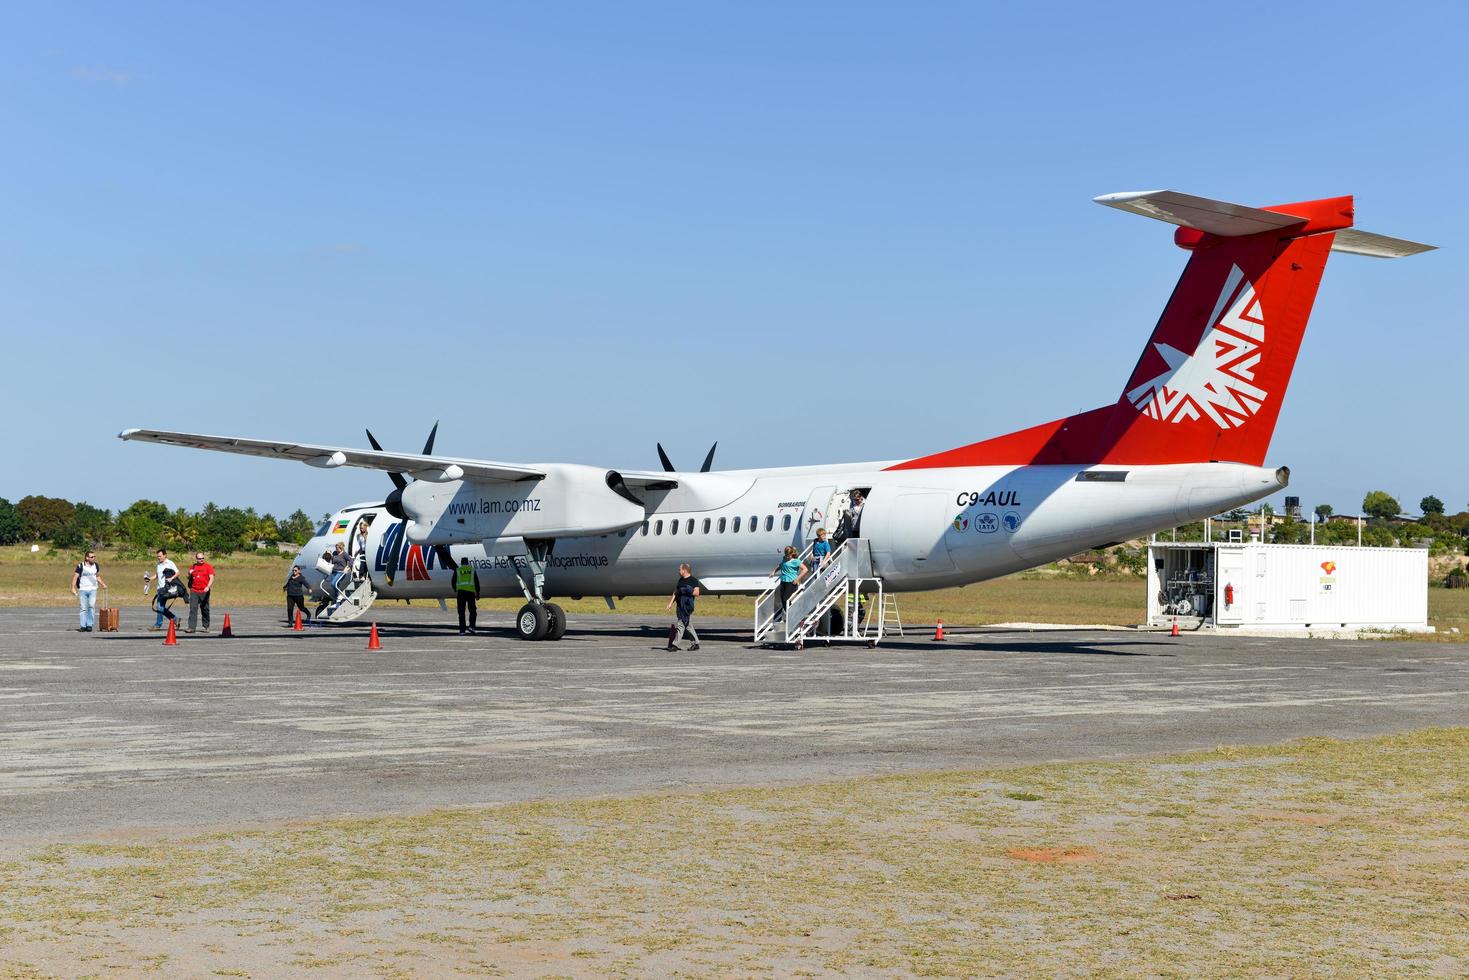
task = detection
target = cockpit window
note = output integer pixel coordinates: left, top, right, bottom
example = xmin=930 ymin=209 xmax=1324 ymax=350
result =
xmin=314 ymin=519 xmax=333 ymax=537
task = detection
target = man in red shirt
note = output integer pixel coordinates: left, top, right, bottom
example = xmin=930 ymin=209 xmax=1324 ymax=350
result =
xmin=186 ymin=552 xmax=216 ymax=634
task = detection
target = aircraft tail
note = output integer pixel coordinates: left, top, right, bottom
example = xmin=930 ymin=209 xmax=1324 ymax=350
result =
xmin=888 ymin=191 xmax=1433 ymax=471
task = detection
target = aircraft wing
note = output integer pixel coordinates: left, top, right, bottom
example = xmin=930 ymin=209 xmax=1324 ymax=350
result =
xmin=118 ymin=429 xmax=546 ymax=483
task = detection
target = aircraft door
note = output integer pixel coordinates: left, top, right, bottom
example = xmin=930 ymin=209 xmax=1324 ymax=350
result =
xmin=871 ymin=491 xmax=957 ymax=577
xmin=802 ymin=485 xmax=837 ymax=545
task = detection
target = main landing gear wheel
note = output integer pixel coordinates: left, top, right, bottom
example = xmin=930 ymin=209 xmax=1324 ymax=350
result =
xmin=545 ymin=602 xmax=568 ymax=641
xmin=516 ymin=602 xmax=549 ymax=641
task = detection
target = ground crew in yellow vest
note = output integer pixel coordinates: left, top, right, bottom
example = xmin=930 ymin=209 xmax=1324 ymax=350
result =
xmin=455 ymin=557 xmax=481 ymax=635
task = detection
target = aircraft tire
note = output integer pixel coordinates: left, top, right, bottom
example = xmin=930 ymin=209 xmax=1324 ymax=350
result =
xmin=545 ymin=603 xmax=568 ymax=641
xmin=516 ymin=602 xmax=549 ymax=641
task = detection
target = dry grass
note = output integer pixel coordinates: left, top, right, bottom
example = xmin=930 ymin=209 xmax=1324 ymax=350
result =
xmin=2 ymin=728 xmax=1467 ymax=976
xmin=4 ymin=544 xmax=1464 ymax=637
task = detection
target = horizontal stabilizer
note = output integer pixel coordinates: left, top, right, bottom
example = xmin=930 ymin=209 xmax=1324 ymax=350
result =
xmin=1094 ymin=190 xmax=1306 ymax=237
xmin=1329 ymin=227 xmax=1436 ymax=259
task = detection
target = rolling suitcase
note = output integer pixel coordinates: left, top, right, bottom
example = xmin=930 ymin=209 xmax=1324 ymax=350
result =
xmin=96 ymin=589 xmax=120 ymax=632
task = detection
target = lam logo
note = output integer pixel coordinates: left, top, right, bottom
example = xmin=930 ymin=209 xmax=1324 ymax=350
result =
xmin=405 ymin=545 xmax=432 ymax=581
xmin=1128 ymin=263 xmax=1268 ymax=428
xmin=1320 ymin=560 xmax=1337 ymax=576
xmin=952 ymin=515 xmax=969 ymax=532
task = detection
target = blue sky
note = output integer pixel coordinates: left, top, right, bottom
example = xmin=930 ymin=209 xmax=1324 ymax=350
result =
xmin=2 ymin=1 xmax=1463 ymax=519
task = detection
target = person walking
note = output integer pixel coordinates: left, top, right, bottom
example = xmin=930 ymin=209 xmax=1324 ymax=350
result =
xmin=71 ymin=550 xmax=108 ymax=632
xmin=186 ymin=552 xmax=215 ymax=634
xmin=156 ymin=567 xmax=186 ymax=627
xmin=664 ymin=562 xmax=703 ymax=651
xmin=454 ymin=557 xmax=480 ymax=634
xmin=282 ymin=565 xmax=312 ymax=627
xmin=771 ymin=546 xmax=807 ymax=622
xmin=835 ymin=489 xmax=866 ymax=543
xmin=327 ymin=542 xmax=352 ymax=607
xmin=144 ymin=548 xmax=179 ymax=631
xmin=810 ymin=527 xmax=832 ymax=569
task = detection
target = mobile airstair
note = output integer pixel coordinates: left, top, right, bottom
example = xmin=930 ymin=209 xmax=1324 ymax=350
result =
xmin=753 ymin=538 xmax=902 ymax=648
xmin=317 ymin=571 xmax=377 ymax=624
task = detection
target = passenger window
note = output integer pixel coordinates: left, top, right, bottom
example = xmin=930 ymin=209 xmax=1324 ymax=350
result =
xmin=750 ymin=516 xmax=758 ymax=532
xmin=702 ymin=518 xmax=711 ymax=534
xmin=732 ymin=516 xmax=741 ymax=532
xmin=655 ymin=520 xmax=663 ymax=535
xmin=765 ymin=515 xmax=774 ymax=532
xmin=687 ymin=519 xmax=695 ymax=535
xmin=718 ymin=517 xmax=726 ymax=533
xmin=782 ymin=514 xmax=792 ymax=532
xmin=670 ymin=518 xmax=679 ymax=535
xmin=640 ymin=522 xmax=649 ymax=536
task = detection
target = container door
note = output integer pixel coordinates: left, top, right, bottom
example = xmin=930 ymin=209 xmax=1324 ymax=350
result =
xmin=1216 ymin=547 xmax=1245 ymax=624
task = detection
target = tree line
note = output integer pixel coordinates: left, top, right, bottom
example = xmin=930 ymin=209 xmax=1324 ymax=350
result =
xmin=0 ymin=496 xmax=319 ymax=555
xmin=1222 ymin=491 xmax=1469 ymax=555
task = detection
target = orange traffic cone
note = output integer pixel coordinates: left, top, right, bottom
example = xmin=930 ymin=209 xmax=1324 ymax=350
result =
xmin=367 ymin=623 xmax=382 ymax=650
xmin=932 ymin=618 xmax=946 ymax=641
xmin=1170 ymin=618 xmax=1180 ymax=637
xmin=163 ymin=619 xmax=177 ymax=646
xmin=220 ymin=614 xmax=234 ymax=638
xmin=293 ymin=609 xmax=304 ymax=631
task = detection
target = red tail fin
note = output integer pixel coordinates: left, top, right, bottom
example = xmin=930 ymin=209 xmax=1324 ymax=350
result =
xmin=889 ymin=192 xmax=1380 ymax=471
xmin=1094 ymin=217 xmax=1336 ymax=465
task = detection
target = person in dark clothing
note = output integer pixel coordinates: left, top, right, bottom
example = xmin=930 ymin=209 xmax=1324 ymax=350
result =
xmin=155 ymin=567 xmax=187 ymax=626
xmin=664 ymin=563 xmax=703 ymax=651
xmin=454 ymin=557 xmax=481 ymax=635
xmin=282 ymin=565 xmax=312 ymax=627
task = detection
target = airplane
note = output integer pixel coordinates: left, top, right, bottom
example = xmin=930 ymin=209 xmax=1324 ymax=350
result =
xmin=120 ymin=190 xmax=1434 ymax=642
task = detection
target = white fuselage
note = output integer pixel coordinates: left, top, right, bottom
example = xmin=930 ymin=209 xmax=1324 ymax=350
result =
xmin=298 ymin=460 xmax=1287 ymax=601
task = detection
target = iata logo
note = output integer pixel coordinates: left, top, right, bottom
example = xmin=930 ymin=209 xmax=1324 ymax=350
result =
xmin=1128 ymin=263 xmax=1267 ymax=428
xmin=1320 ymin=560 xmax=1337 ymax=575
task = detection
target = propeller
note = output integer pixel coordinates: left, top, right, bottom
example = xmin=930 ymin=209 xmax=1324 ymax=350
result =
xmin=656 ymin=441 xmax=718 ymax=473
xmin=365 ymin=422 xmax=454 ymax=585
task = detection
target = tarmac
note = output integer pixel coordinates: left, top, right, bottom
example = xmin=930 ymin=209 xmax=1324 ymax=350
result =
xmin=2 ymin=606 xmax=1467 ymax=842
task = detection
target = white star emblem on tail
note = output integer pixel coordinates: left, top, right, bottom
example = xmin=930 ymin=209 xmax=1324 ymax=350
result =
xmin=1127 ymin=264 xmax=1267 ymax=428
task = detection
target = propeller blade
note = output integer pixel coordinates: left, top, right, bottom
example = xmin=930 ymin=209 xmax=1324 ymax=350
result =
xmin=365 ymin=428 xmax=408 ymax=491
xmin=422 ymin=420 xmax=440 ymax=456
xmin=700 ymin=441 xmax=718 ymax=473
xmin=656 ymin=442 xmax=676 ymax=473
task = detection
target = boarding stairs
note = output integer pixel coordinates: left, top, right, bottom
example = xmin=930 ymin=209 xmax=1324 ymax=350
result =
xmin=753 ymin=538 xmax=900 ymax=647
xmin=320 ymin=572 xmax=377 ymax=624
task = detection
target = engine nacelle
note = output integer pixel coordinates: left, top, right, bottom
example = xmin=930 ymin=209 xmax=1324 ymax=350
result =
xmin=401 ymin=464 xmax=644 ymax=545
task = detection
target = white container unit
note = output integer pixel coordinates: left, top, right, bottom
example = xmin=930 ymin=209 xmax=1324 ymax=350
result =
xmin=1147 ymin=541 xmax=1429 ymax=632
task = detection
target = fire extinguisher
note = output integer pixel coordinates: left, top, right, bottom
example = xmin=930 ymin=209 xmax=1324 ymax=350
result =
xmin=1224 ymin=582 xmax=1235 ymax=609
